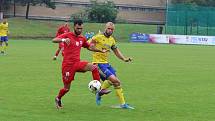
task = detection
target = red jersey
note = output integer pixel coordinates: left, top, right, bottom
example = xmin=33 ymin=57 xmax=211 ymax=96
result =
xmin=56 ymin=25 xmax=70 ymax=37
xmin=57 ymin=32 xmax=90 ymax=66
xmin=56 ymin=25 xmax=70 ymax=50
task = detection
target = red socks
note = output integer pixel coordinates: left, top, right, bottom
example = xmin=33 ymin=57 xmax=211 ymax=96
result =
xmin=57 ymin=88 xmax=69 ymax=99
xmin=92 ymin=65 xmax=100 ymax=81
xmin=55 ymin=49 xmax=61 ymax=56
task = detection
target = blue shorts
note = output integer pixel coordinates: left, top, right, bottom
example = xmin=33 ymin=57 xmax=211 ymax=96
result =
xmin=98 ymin=63 xmax=116 ymax=81
xmin=0 ymin=36 xmax=8 ymax=42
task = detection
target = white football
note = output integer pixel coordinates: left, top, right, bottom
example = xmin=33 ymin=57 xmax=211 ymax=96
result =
xmin=88 ymin=80 xmax=101 ymax=93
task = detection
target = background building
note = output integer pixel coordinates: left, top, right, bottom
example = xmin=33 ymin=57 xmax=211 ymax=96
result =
xmin=5 ymin=0 xmax=166 ymax=24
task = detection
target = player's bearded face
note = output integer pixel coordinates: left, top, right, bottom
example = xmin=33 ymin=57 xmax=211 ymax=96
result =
xmin=105 ymin=26 xmax=114 ymax=37
xmin=74 ymin=24 xmax=83 ymax=35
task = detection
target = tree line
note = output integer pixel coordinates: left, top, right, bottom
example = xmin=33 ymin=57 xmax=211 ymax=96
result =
xmin=0 ymin=0 xmax=118 ymax=23
xmin=1 ymin=0 xmax=214 ymax=22
xmin=0 ymin=0 xmax=55 ymax=19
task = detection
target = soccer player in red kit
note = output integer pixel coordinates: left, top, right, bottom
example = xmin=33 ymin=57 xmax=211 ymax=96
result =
xmin=53 ymin=21 xmax=70 ymax=60
xmin=53 ymin=20 xmax=109 ymax=109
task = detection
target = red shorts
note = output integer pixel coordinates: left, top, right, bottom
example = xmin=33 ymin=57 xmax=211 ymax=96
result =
xmin=62 ymin=61 xmax=88 ymax=84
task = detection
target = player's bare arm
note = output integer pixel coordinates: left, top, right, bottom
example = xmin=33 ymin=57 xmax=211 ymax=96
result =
xmin=52 ymin=38 xmax=70 ymax=45
xmin=112 ymin=47 xmax=132 ymax=62
xmin=87 ymin=39 xmax=107 ymax=53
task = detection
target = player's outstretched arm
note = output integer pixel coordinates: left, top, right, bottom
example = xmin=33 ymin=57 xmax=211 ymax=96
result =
xmin=112 ymin=48 xmax=132 ymax=62
xmin=87 ymin=43 xmax=107 ymax=53
xmin=52 ymin=38 xmax=70 ymax=45
xmin=87 ymin=39 xmax=107 ymax=53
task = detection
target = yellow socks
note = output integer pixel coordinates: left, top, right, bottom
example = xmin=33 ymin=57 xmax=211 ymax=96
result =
xmin=115 ymin=86 xmax=126 ymax=105
xmin=0 ymin=45 xmax=2 ymax=52
xmin=3 ymin=45 xmax=7 ymax=52
xmin=101 ymin=80 xmax=112 ymax=89
xmin=101 ymin=80 xmax=126 ymax=105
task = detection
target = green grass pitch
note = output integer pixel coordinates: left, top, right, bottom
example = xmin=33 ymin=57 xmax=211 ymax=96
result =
xmin=0 ymin=40 xmax=215 ymax=121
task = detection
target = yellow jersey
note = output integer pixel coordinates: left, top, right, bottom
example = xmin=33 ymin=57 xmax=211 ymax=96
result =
xmin=92 ymin=33 xmax=116 ymax=63
xmin=0 ymin=22 xmax=9 ymax=36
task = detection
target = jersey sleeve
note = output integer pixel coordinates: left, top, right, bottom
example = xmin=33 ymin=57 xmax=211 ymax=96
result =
xmin=56 ymin=32 xmax=69 ymax=39
xmin=56 ymin=28 xmax=61 ymax=37
xmin=111 ymin=37 xmax=117 ymax=50
xmin=55 ymin=31 xmax=60 ymax=37
xmin=0 ymin=23 xmax=2 ymax=30
xmin=82 ymin=37 xmax=90 ymax=48
xmin=92 ymin=35 xmax=99 ymax=43
xmin=56 ymin=26 xmax=65 ymax=36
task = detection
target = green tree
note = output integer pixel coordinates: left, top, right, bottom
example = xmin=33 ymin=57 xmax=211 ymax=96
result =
xmin=87 ymin=0 xmax=118 ymax=23
xmin=15 ymin=0 xmax=56 ymax=19
xmin=0 ymin=0 xmax=12 ymax=19
xmin=0 ymin=0 xmax=11 ymax=10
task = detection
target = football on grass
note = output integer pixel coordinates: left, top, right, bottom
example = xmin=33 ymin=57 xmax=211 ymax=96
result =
xmin=88 ymin=80 xmax=101 ymax=93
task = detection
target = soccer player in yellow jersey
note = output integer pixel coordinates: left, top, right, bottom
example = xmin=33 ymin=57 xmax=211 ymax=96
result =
xmin=91 ymin=22 xmax=134 ymax=109
xmin=0 ymin=19 xmax=9 ymax=55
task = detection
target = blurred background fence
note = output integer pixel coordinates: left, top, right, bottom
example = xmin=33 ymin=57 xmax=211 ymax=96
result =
xmin=165 ymin=4 xmax=215 ymax=36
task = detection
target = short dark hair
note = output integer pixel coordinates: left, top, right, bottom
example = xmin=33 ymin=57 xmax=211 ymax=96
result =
xmin=74 ymin=19 xmax=83 ymax=26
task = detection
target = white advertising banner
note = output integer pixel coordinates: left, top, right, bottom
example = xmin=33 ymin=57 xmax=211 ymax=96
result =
xmin=149 ymin=34 xmax=169 ymax=44
xmin=130 ymin=33 xmax=215 ymax=46
xmin=168 ymin=35 xmax=215 ymax=45
xmin=168 ymin=35 xmax=191 ymax=44
xmin=189 ymin=36 xmax=215 ymax=45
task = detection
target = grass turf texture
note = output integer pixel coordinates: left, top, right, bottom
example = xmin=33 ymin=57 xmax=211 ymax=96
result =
xmin=8 ymin=18 xmax=157 ymax=41
xmin=0 ymin=40 xmax=215 ymax=121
